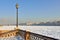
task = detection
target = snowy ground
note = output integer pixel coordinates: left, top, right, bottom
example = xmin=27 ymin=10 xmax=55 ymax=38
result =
xmin=0 ymin=26 xmax=60 ymax=39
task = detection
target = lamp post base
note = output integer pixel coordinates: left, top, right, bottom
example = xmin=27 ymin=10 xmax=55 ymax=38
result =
xmin=14 ymin=27 xmax=19 ymax=30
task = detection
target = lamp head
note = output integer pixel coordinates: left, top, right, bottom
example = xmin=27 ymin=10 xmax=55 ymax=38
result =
xmin=16 ymin=3 xmax=19 ymax=9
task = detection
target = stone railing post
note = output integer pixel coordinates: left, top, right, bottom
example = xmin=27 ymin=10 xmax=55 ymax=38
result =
xmin=25 ymin=31 xmax=30 ymax=40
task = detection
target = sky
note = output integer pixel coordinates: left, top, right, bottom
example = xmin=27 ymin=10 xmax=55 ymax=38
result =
xmin=0 ymin=0 xmax=60 ymax=24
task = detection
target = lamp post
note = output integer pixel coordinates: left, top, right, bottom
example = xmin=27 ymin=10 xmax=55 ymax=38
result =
xmin=16 ymin=3 xmax=19 ymax=28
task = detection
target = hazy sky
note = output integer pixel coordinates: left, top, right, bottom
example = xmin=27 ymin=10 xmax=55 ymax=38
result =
xmin=0 ymin=0 xmax=60 ymax=24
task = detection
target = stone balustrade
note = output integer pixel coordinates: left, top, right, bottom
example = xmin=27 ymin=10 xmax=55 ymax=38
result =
xmin=0 ymin=29 xmax=59 ymax=40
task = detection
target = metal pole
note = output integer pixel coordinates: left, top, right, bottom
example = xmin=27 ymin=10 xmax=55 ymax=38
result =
xmin=16 ymin=8 xmax=18 ymax=27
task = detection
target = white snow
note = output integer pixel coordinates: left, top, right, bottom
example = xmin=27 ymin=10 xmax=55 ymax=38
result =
xmin=0 ymin=26 xmax=60 ymax=39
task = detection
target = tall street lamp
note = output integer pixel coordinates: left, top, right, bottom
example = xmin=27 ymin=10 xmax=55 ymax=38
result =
xmin=16 ymin=3 xmax=19 ymax=28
